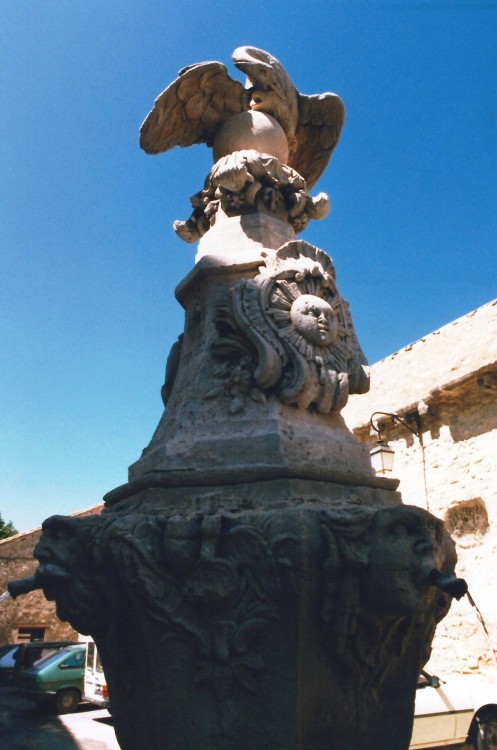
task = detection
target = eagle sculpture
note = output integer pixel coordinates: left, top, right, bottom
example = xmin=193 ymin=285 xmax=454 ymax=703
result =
xmin=140 ymin=46 xmax=345 ymax=189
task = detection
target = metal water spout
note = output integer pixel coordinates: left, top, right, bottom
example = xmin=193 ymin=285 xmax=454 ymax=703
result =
xmin=7 ymin=563 xmax=71 ymax=599
xmin=428 ymin=568 xmax=468 ymax=600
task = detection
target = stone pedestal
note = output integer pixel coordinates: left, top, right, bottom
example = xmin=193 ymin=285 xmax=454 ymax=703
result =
xmin=35 ymin=482 xmax=454 ymax=750
xmin=32 ymin=217 xmax=458 ymax=750
xmin=127 ymin=232 xmax=376 ymax=491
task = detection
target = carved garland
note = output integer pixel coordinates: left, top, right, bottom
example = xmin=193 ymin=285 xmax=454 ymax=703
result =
xmin=174 ymin=150 xmax=330 ymax=243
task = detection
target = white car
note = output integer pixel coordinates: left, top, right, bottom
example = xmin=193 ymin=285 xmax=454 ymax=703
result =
xmin=411 ymin=670 xmax=497 ymax=749
xmin=84 ymin=640 xmax=110 ymax=710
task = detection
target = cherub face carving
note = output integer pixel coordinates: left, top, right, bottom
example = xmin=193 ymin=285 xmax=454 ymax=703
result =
xmin=290 ymin=294 xmax=338 ymax=347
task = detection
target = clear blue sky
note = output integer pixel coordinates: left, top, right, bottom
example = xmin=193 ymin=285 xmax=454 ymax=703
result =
xmin=1 ymin=1 xmax=496 ymax=533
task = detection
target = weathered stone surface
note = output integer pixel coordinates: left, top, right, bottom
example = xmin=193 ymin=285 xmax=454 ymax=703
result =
xmin=33 ymin=499 xmax=455 ymax=750
xmin=104 ymin=476 xmax=400 ymax=515
xmin=213 ymin=111 xmax=289 ymax=163
xmin=174 ymin=151 xmax=330 ymax=244
xmin=127 ymin=240 xmax=377 ymax=490
xmin=343 ymin=299 xmax=497 ymax=426
xmin=195 ymin=212 xmax=295 ymax=263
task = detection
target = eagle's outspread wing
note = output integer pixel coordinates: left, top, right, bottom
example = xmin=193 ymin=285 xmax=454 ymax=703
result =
xmin=291 ymin=93 xmax=345 ymax=190
xmin=139 ymin=61 xmax=249 ymax=154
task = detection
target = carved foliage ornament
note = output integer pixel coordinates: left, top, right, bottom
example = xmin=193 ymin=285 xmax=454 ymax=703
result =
xmin=174 ymin=150 xmax=330 ymax=244
xmin=34 ymin=512 xmax=300 ymax=697
xmin=211 ymin=241 xmax=369 ymax=413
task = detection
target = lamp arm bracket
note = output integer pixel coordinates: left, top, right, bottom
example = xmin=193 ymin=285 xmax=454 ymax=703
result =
xmin=370 ymin=411 xmax=423 ymax=444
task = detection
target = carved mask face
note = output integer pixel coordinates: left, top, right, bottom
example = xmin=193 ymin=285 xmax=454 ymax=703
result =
xmin=290 ymin=294 xmax=338 ymax=347
xmin=361 ymin=507 xmax=446 ymax=616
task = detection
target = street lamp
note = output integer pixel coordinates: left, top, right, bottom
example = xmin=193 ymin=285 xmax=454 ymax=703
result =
xmin=369 ymin=411 xmax=423 ymax=474
xmin=369 ymin=438 xmax=395 ymax=474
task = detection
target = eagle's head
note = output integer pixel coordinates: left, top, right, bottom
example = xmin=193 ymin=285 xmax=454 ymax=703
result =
xmin=232 ymin=46 xmax=298 ymax=150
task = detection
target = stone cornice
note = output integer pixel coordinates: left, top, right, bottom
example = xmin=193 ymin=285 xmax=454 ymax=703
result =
xmin=343 ymin=299 xmax=497 ymax=435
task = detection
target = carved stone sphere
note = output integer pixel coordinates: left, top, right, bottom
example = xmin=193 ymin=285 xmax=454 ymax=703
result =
xmin=213 ymin=111 xmax=289 ymax=163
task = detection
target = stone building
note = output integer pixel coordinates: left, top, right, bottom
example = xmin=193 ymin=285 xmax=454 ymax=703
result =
xmin=0 ymin=505 xmax=102 ymax=645
xmin=343 ymin=298 xmax=497 ymax=678
xmin=2 ymin=301 xmax=496 ymax=680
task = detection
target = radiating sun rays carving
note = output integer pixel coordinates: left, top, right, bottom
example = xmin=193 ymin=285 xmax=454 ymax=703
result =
xmin=212 ymin=240 xmax=370 ymax=414
xmin=268 ymin=278 xmax=351 ymax=374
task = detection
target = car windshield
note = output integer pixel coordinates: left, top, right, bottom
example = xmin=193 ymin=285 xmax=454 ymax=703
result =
xmin=32 ymin=648 xmax=77 ymax=669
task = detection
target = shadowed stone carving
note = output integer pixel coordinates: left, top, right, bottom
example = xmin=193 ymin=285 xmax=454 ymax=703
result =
xmin=444 ymin=497 xmax=489 ymax=538
xmin=32 ymin=502 xmax=457 ymax=750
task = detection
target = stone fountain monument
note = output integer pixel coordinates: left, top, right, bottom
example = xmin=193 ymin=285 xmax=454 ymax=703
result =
xmin=26 ymin=47 xmax=463 ymax=750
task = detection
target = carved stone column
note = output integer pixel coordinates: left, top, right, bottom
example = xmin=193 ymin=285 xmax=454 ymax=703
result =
xmin=29 ymin=47 xmax=460 ymax=750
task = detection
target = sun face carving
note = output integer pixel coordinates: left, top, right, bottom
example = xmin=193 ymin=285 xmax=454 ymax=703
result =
xmin=290 ymin=294 xmax=337 ymax=347
xmin=267 ymin=278 xmax=350 ymax=372
xmin=227 ymin=240 xmax=370 ymax=413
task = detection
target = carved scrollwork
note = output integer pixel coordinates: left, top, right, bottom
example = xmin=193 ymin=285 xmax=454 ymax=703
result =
xmin=174 ymin=150 xmax=330 ymax=243
xmin=211 ymin=240 xmax=370 ymax=413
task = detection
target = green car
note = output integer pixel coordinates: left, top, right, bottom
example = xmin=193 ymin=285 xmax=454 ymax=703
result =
xmin=18 ymin=644 xmax=86 ymax=714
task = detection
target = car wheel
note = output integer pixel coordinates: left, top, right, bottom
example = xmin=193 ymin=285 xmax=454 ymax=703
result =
xmin=474 ymin=710 xmax=497 ymax=750
xmin=54 ymin=688 xmax=80 ymax=714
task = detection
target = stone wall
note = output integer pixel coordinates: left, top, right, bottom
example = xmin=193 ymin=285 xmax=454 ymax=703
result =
xmin=0 ymin=505 xmax=103 ymax=644
xmin=343 ymin=299 xmax=497 ymax=679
